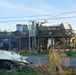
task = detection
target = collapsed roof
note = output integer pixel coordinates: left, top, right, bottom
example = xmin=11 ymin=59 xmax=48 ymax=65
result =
xmin=0 ymin=50 xmax=28 ymax=70
xmin=37 ymin=22 xmax=75 ymax=38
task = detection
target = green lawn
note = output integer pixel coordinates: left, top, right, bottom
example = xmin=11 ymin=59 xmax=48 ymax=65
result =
xmin=20 ymin=51 xmax=49 ymax=56
xmin=64 ymin=51 xmax=76 ymax=57
xmin=20 ymin=51 xmax=37 ymax=56
xmin=20 ymin=50 xmax=76 ymax=57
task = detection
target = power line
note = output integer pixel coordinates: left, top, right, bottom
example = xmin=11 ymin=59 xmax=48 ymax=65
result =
xmin=0 ymin=16 xmax=76 ymax=23
xmin=0 ymin=14 xmax=54 ymax=18
xmin=55 ymin=11 xmax=76 ymax=17
xmin=37 ymin=16 xmax=76 ymax=20
xmin=0 ymin=11 xmax=76 ymax=18
xmin=0 ymin=19 xmax=29 ymax=23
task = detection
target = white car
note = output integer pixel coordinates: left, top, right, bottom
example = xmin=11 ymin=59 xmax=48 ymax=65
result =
xmin=0 ymin=50 xmax=28 ymax=70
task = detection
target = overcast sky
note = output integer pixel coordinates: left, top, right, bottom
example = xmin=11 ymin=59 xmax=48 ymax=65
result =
xmin=0 ymin=0 xmax=76 ymax=31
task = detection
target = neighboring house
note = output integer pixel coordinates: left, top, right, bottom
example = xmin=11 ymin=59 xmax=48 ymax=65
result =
xmin=0 ymin=32 xmax=17 ymax=50
xmin=3 ymin=40 xmax=17 ymax=50
xmin=12 ymin=29 xmax=29 ymax=50
xmin=0 ymin=22 xmax=75 ymax=51
xmin=13 ymin=22 xmax=75 ymax=51
xmin=36 ymin=22 xmax=75 ymax=51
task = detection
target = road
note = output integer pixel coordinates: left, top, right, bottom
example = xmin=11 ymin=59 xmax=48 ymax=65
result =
xmin=26 ymin=56 xmax=76 ymax=68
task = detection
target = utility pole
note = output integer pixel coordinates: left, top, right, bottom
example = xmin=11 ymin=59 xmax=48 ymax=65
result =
xmin=19 ymin=36 xmax=21 ymax=52
xmin=29 ymin=27 xmax=30 ymax=51
xmin=8 ymin=32 xmax=11 ymax=50
xmin=28 ymin=20 xmax=36 ymax=51
xmin=9 ymin=37 xmax=11 ymax=50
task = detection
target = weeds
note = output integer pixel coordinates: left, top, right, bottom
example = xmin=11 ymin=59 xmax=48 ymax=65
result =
xmin=34 ymin=50 xmax=76 ymax=75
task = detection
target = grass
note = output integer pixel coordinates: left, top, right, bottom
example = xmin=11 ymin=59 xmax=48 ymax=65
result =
xmin=0 ymin=68 xmax=40 ymax=75
xmin=1 ymin=67 xmax=76 ymax=75
xmin=20 ymin=51 xmax=49 ymax=56
xmin=20 ymin=51 xmax=38 ymax=56
xmin=64 ymin=51 xmax=76 ymax=57
xmin=54 ymin=51 xmax=76 ymax=57
xmin=20 ymin=49 xmax=76 ymax=57
xmin=38 ymin=51 xmax=49 ymax=56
